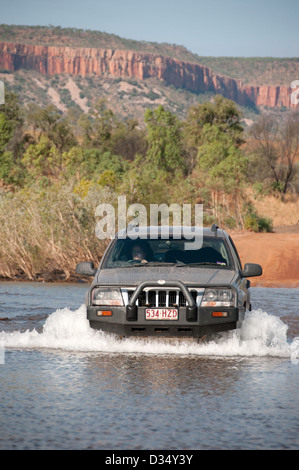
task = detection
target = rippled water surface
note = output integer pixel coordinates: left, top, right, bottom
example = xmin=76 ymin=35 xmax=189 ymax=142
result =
xmin=0 ymin=282 xmax=298 ymax=450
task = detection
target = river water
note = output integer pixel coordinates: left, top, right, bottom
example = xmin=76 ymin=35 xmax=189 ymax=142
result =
xmin=0 ymin=281 xmax=298 ymax=450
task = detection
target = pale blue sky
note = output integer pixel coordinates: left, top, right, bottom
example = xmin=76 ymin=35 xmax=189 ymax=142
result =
xmin=1 ymin=0 xmax=299 ymax=57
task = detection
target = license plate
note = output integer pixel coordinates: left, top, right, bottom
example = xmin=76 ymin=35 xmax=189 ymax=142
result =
xmin=145 ymin=308 xmax=178 ymax=320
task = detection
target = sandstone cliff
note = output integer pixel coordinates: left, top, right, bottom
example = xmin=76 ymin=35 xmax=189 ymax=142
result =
xmin=0 ymin=41 xmax=296 ymax=109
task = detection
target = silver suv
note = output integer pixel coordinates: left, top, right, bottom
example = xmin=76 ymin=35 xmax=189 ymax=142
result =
xmin=76 ymin=225 xmax=262 ymax=339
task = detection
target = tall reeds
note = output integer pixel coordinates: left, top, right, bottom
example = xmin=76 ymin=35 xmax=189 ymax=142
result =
xmin=0 ymin=182 xmax=110 ymax=280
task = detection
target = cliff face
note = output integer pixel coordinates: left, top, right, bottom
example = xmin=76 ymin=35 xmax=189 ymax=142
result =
xmin=0 ymin=42 xmax=295 ymax=109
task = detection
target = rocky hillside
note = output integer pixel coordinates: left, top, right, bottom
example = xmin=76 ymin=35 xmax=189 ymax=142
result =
xmin=0 ymin=25 xmax=298 ymax=118
xmin=1 ymin=40 xmax=297 ymax=110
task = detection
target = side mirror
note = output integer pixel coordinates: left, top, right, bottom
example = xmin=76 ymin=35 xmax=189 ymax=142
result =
xmin=76 ymin=261 xmax=97 ymax=276
xmin=240 ymin=263 xmax=263 ymax=278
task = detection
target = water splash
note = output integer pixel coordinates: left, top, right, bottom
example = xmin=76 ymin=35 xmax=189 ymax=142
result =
xmin=0 ymin=305 xmax=295 ymax=358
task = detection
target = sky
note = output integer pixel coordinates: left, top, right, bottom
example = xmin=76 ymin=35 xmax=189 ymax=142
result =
xmin=1 ymin=0 xmax=299 ymax=57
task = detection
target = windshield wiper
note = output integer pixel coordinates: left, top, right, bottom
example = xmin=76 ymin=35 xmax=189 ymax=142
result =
xmin=123 ymin=261 xmax=179 ymax=267
xmin=138 ymin=261 xmax=178 ymax=267
xmin=147 ymin=262 xmax=180 ymax=266
xmin=176 ymin=262 xmax=228 ymax=267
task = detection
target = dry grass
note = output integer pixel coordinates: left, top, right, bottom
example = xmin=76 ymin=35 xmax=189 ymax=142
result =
xmin=248 ymin=191 xmax=299 ymax=227
xmin=0 ymin=183 xmax=110 ymax=280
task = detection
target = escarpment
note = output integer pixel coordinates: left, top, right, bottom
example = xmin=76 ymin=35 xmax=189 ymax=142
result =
xmin=0 ymin=41 xmax=296 ymax=108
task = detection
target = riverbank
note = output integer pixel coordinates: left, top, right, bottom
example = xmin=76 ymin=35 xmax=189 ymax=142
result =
xmin=232 ymin=229 xmax=299 ymax=288
xmin=1 ymin=229 xmax=298 ymax=288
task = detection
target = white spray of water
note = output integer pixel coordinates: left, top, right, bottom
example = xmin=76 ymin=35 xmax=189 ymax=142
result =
xmin=0 ymin=305 xmax=296 ymax=358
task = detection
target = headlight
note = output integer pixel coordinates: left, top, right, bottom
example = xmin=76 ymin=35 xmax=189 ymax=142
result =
xmin=92 ymin=288 xmax=124 ymax=306
xmin=201 ymin=288 xmax=235 ymax=307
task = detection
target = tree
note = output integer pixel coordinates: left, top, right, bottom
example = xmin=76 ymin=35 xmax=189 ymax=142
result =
xmin=183 ymin=95 xmax=244 ymax=172
xmin=0 ymin=91 xmax=23 ymax=132
xmin=0 ymin=91 xmax=23 ymax=159
xmin=0 ymin=112 xmax=13 ymax=154
xmin=249 ymin=112 xmax=299 ymax=199
xmin=26 ymin=104 xmax=77 ymax=152
xmin=0 ymin=150 xmax=14 ymax=183
xmin=144 ymin=105 xmax=185 ymax=174
xmin=0 ymin=111 xmax=15 ymax=184
xmin=62 ymin=147 xmax=129 ymax=181
xmin=184 ymin=95 xmax=243 ymax=147
xmin=80 ymin=99 xmax=118 ymax=152
xmin=22 ymin=135 xmax=60 ymax=179
xmin=197 ymin=124 xmax=248 ymax=227
xmin=0 ymin=92 xmax=35 ymax=186
xmin=278 ymin=112 xmax=299 ymax=197
xmin=110 ymin=118 xmax=147 ymax=161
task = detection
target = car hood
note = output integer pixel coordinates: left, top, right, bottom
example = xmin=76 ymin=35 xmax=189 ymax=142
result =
xmin=93 ymin=265 xmax=237 ymax=287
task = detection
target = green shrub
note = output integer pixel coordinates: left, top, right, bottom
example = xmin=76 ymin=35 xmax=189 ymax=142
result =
xmin=244 ymin=206 xmax=273 ymax=232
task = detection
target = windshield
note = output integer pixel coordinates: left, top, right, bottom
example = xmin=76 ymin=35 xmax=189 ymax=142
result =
xmin=103 ymin=236 xmax=233 ymax=268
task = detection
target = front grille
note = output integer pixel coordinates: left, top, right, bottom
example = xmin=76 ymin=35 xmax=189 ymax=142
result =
xmin=124 ymin=288 xmax=201 ymax=308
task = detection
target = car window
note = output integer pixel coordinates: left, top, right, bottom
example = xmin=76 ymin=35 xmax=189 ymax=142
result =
xmin=103 ymin=237 xmax=233 ymax=268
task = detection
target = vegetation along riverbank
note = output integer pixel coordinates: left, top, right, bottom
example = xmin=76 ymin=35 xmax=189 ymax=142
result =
xmin=0 ymin=90 xmax=299 ymax=285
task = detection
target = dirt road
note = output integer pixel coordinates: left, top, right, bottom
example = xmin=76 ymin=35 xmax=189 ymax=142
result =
xmin=232 ymin=231 xmax=299 ymax=287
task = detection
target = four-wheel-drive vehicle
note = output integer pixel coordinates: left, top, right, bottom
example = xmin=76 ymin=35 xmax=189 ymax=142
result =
xmin=76 ymin=225 xmax=262 ymax=339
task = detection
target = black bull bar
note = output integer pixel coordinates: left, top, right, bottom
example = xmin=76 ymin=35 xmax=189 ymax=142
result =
xmin=126 ymin=280 xmax=197 ymax=322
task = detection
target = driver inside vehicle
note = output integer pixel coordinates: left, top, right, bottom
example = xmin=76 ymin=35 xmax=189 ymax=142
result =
xmin=132 ymin=244 xmax=148 ymax=263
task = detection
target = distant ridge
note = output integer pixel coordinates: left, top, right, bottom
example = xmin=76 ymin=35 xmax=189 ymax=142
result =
xmin=1 ymin=24 xmax=299 ymax=86
xmin=0 ymin=24 xmax=298 ymax=113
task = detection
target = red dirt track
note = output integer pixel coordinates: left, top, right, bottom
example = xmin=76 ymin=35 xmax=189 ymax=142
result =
xmin=232 ymin=232 xmax=299 ymax=288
